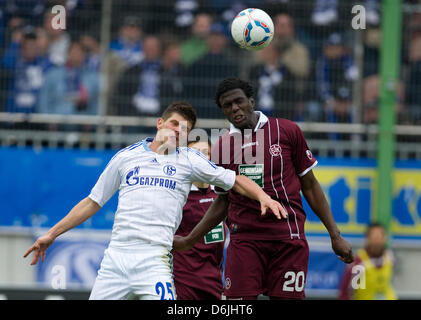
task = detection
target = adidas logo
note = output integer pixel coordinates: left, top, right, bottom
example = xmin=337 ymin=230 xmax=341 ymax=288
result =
xmin=151 ymin=158 xmax=159 ymax=164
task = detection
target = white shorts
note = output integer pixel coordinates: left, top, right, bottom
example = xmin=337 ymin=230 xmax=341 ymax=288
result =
xmin=89 ymin=244 xmax=176 ymax=300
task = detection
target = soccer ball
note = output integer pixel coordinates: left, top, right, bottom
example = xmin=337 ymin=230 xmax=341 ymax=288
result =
xmin=231 ymin=8 xmax=274 ymax=51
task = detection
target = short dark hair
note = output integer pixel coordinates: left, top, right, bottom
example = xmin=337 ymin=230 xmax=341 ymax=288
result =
xmin=162 ymin=101 xmax=197 ymax=129
xmin=22 ymin=25 xmax=37 ymax=40
xmin=215 ymin=78 xmax=254 ymax=108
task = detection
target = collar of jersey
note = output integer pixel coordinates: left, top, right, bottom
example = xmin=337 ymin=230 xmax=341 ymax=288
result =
xmin=141 ymin=137 xmax=179 ymax=155
xmin=229 ymin=111 xmax=268 ymax=135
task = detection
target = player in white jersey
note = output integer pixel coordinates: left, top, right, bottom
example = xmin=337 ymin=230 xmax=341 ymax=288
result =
xmin=24 ymin=101 xmax=287 ymax=300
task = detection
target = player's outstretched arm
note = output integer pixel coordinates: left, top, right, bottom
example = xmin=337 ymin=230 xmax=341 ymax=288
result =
xmin=173 ymin=194 xmax=229 ymax=251
xmin=232 ymin=175 xmax=288 ymax=220
xmin=300 ymin=170 xmax=354 ymax=264
xmin=23 ymin=197 xmax=101 ymax=265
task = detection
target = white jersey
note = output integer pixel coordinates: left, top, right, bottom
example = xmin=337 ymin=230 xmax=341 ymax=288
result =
xmin=89 ymin=138 xmax=236 ymax=250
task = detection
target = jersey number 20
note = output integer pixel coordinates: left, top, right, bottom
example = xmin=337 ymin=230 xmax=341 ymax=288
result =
xmin=282 ymin=271 xmax=305 ymax=292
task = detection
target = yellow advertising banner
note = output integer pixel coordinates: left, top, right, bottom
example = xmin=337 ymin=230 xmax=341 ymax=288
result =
xmin=304 ymin=160 xmax=421 ymax=239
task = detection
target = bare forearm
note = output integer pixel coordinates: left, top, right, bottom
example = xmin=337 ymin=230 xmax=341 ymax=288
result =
xmin=303 ymin=182 xmax=340 ymax=238
xmin=47 ymin=197 xmax=100 ymax=239
xmin=185 ymin=195 xmax=228 ymax=245
xmin=232 ymin=175 xmax=286 ymax=219
xmin=301 ymin=172 xmax=353 ymax=263
xmin=232 ymin=175 xmax=270 ymax=202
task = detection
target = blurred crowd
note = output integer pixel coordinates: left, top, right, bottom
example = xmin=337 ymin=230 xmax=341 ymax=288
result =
xmin=1 ymin=0 xmax=421 ymax=130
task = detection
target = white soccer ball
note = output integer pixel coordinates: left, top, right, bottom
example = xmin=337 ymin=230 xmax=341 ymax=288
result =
xmin=231 ymin=8 xmax=274 ymax=51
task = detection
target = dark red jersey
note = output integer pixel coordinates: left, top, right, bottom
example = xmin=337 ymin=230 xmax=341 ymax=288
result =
xmin=173 ymin=185 xmax=226 ymax=299
xmin=212 ymin=112 xmax=317 ymax=241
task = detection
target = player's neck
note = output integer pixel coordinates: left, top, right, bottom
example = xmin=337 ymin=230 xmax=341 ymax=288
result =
xmin=193 ymin=181 xmax=209 ymax=189
xmin=149 ymin=139 xmax=176 ymax=155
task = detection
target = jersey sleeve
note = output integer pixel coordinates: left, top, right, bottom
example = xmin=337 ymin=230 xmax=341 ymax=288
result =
xmin=88 ymin=154 xmax=121 ymax=207
xmin=291 ymin=123 xmax=318 ymax=177
xmin=187 ymin=148 xmax=236 ymax=192
xmin=210 ymin=135 xmax=231 ymax=195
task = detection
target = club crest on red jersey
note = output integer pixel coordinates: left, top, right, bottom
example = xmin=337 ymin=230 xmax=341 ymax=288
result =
xmin=306 ymin=150 xmax=313 ymax=160
xmin=269 ymin=144 xmax=282 ymax=157
xmin=225 ymin=277 xmax=231 ymax=290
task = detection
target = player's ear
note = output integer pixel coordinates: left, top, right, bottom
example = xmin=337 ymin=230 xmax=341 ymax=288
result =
xmin=249 ymin=96 xmax=255 ymax=109
xmin=157 ymin=117 xmax=164 ymax=130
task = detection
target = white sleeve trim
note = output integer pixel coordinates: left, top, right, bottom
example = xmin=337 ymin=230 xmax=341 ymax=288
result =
xmin=298 ymin=160 xmax=318 ymax=177
xmin=224 ymin=169 xmax=236 ymax=191
xmin=88 ymin=193 xmax=103 ymax=207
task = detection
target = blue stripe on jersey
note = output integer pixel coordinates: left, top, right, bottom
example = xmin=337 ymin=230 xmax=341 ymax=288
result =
xmin=105 ymin=140 xmax=145 ymax=169
xmin=128 ymin=142 xmax=142 ymax=150
xmin=187 ymin=147 xmax=217 ymax=169
xmin=114 ymin=141 xmax=142 ymax=157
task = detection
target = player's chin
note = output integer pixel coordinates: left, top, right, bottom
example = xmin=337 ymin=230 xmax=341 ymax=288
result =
xmin=231 ymin=116 xmax=247 ymax=128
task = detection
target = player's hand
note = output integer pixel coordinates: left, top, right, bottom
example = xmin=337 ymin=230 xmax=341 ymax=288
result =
xmin=260 ymin=196 xmax=288 ymax=220
xmin=172 ymin=235 xmax=194 ymax=252
xmin=23 ymin=233 xmax=55 ymax=265
xmin=331 ymin=234 xmax=354 ymax=264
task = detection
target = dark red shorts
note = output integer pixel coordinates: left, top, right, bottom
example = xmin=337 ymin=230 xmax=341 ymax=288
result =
xmin=223 ymin=238 xmax=309 ymax=299
xmin=174 ymin=279 xmax=221 ymax=300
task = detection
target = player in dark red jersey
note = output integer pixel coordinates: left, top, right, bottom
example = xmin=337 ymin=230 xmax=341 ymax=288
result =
xmin=172 ymin=139 xmax=227 ymax=300
xmin=173 ymin=78 xmax=354 ymax=300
